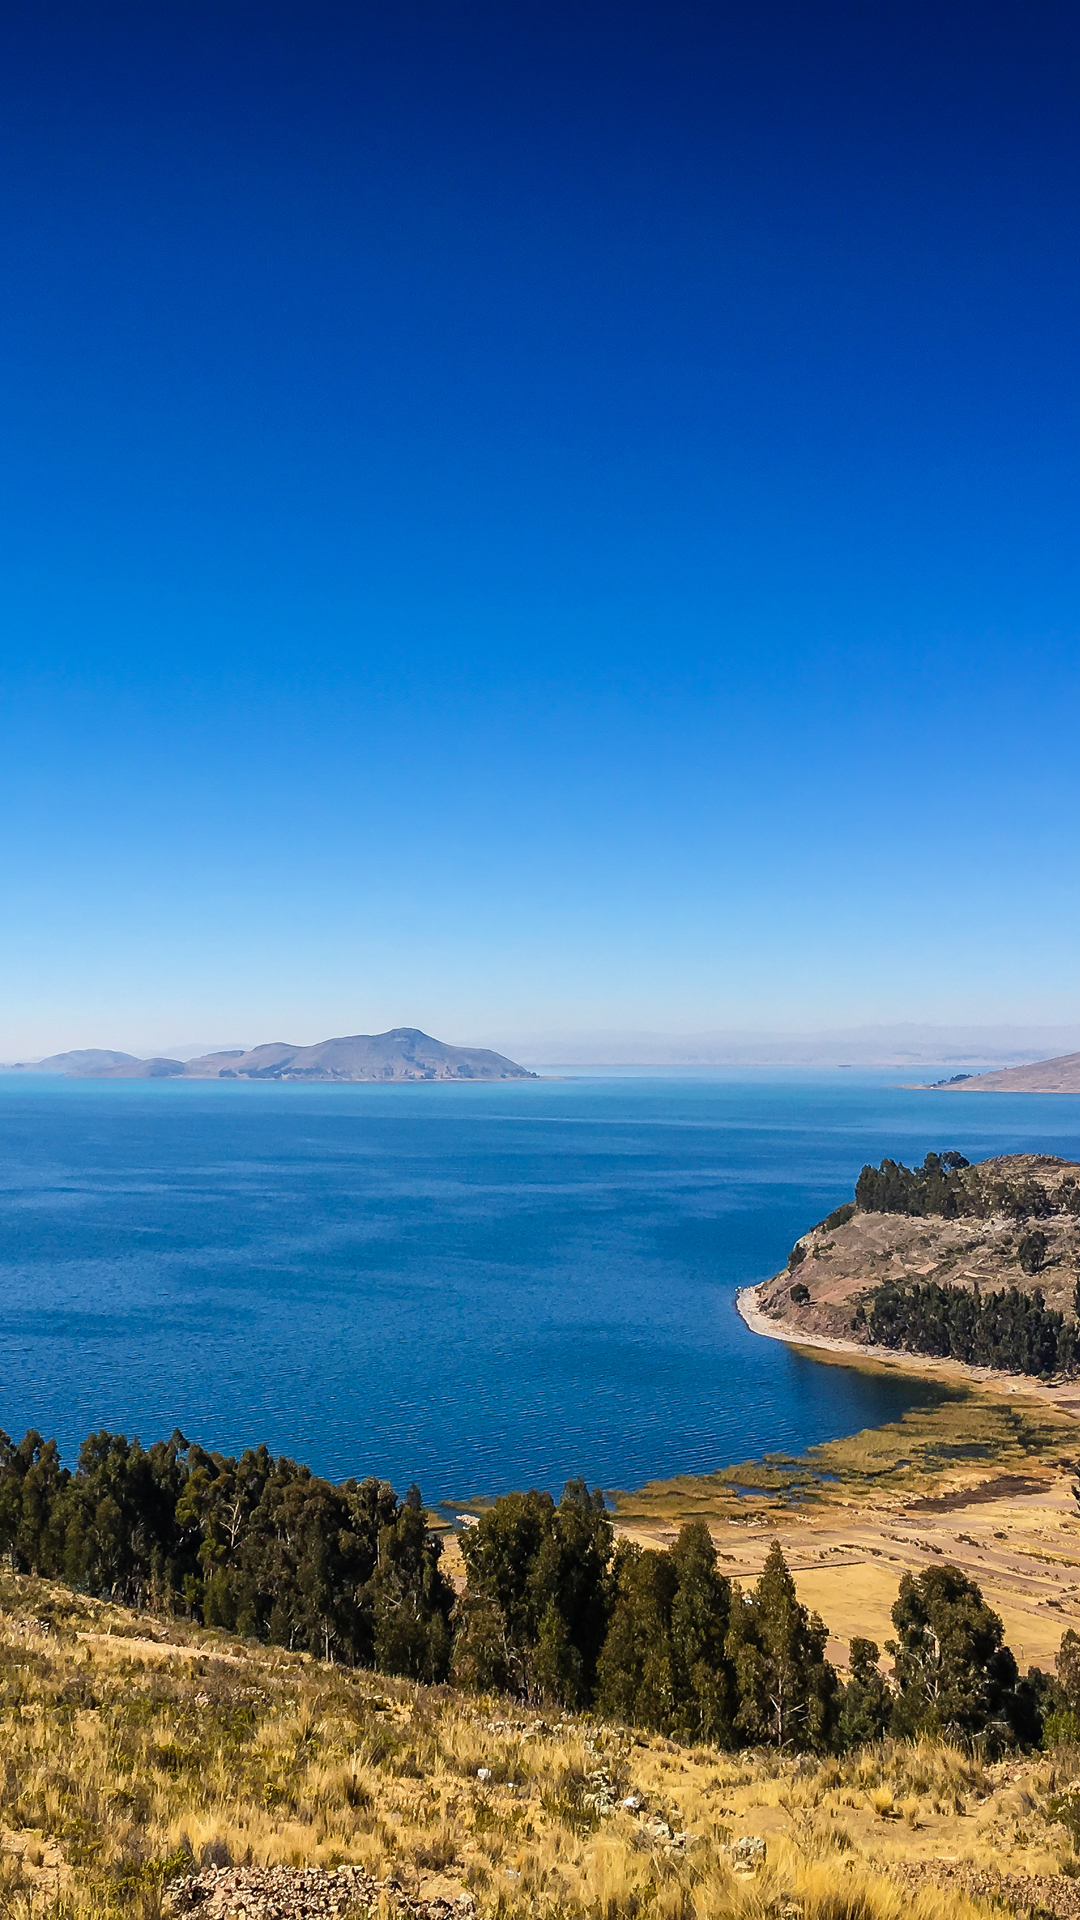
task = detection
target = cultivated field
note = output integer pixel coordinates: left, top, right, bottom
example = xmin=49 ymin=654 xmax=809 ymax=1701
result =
xmin=614 ymin=1367 xmax=1080 ymax=1667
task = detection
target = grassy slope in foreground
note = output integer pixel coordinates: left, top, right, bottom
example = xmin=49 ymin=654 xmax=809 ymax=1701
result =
xmin=3 ymin=1569 xmax=1080 ymax=1920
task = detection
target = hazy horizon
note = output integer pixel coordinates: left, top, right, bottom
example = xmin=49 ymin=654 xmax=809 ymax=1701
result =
xmin=7 ymin=1020 xmax=1080 ymax=1074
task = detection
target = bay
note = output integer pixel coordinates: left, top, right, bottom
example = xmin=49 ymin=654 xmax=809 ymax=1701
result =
xmin=1 ymin=1069 xmax=1078 ymax=1503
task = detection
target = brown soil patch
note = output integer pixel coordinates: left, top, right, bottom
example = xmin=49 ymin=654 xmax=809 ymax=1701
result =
xmin=905 ymin=1476 xmax=1050 ymax=1512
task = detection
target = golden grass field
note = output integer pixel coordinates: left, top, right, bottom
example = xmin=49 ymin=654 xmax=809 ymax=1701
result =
xmin=3 ymin=1558 xmax=1080 ymax=1920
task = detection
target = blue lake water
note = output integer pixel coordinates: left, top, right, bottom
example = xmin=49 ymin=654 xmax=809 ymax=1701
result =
xmin=1 ymin=1070 xmax=1079 ymax=1504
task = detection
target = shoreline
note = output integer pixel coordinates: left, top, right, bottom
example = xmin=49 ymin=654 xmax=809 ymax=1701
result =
xmin=735 ymin=1280 xmax=1080 ymax=1417
xmin=611 ymin=1287 xmax=1080 ymax=1665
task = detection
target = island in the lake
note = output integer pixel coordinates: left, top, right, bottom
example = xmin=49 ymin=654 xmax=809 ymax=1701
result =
xmin=2 ymin=1027 xmax=536 ymax=1082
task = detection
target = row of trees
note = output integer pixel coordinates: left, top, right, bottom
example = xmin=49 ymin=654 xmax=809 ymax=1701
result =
xmin=855 ymin=1151 xmax=1080 ymax=1224
xmin=855 ymin=1151 xmax=972 ymax=1217
xmin=0 ymin=1422 xmax=1062 ymax=1751
xmin=456 ymin=1490 xmax=1040 ymax=1750
xmin=867 ymin=1279 xmax=1080 ymax=1377
xmin=0 ymin=1428 xmax=454 ymax=1677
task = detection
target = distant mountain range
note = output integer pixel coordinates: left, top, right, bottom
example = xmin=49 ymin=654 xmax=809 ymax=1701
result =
xmin=9 ymin=1050 xmax=144 ymax=1073
xmin=497 ymin=1022 xmax=1080 ymax=1068
xmin=3 ymin=1030 xmax=536 ymax=1084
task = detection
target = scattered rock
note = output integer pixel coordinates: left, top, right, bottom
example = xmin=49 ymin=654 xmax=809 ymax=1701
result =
xmin=721 ymin=1835 xmax=766 ymax=1875
xmin=168 ymin=1865 xmax=476 ymax=1920
xmin=895 ymin=1860 xmax=1080 ymax=1919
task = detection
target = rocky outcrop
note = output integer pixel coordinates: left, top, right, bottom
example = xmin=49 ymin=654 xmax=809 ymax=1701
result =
xmin=893 ymin=1861 xmax=1080 ymax=1919
xmin=934 ymin=1051 xmax=1080 ymax=1092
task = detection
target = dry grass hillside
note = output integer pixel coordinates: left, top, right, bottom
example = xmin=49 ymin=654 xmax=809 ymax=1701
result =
xmin=754 ymin=1155 xmax=1080 ymax=1340
xmin=6 ymin=1571 xmax=1080 ymax=1920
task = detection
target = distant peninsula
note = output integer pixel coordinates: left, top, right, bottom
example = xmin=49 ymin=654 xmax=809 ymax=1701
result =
xmin=926 ymin=1050 xmax=1080 ymax=1093
xmin=3 ymin=1028 xmax=536 ymax=1083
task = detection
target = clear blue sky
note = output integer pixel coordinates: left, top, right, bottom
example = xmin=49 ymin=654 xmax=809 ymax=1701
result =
xmin=2 ymin=1 xmax=1079 ymax=1055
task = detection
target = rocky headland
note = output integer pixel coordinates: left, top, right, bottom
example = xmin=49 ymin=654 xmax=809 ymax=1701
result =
xmin=748 ymin=1151 xmax=1080 ymax=1356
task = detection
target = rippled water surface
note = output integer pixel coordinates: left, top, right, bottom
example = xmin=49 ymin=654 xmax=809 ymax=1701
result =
xmin=2 ymin=1070 xmax=1079 ymax=1500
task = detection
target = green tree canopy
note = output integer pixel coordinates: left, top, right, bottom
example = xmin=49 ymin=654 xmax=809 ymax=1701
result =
xmin=454 ymin=1480 xmax=612 ymax=1705
xmin=595 ymin=1520 xmax=736 ymax=1743
xmin=887 ymin=1563 xmax=1020 ymax=1741
xmin=726 ymin=1540 xmax=838 ymax=1750
xmin=370 ymin=1487 xmax=455 ymax=1682
xmin=837 ymin=1637 xmax=891 ymax=1749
